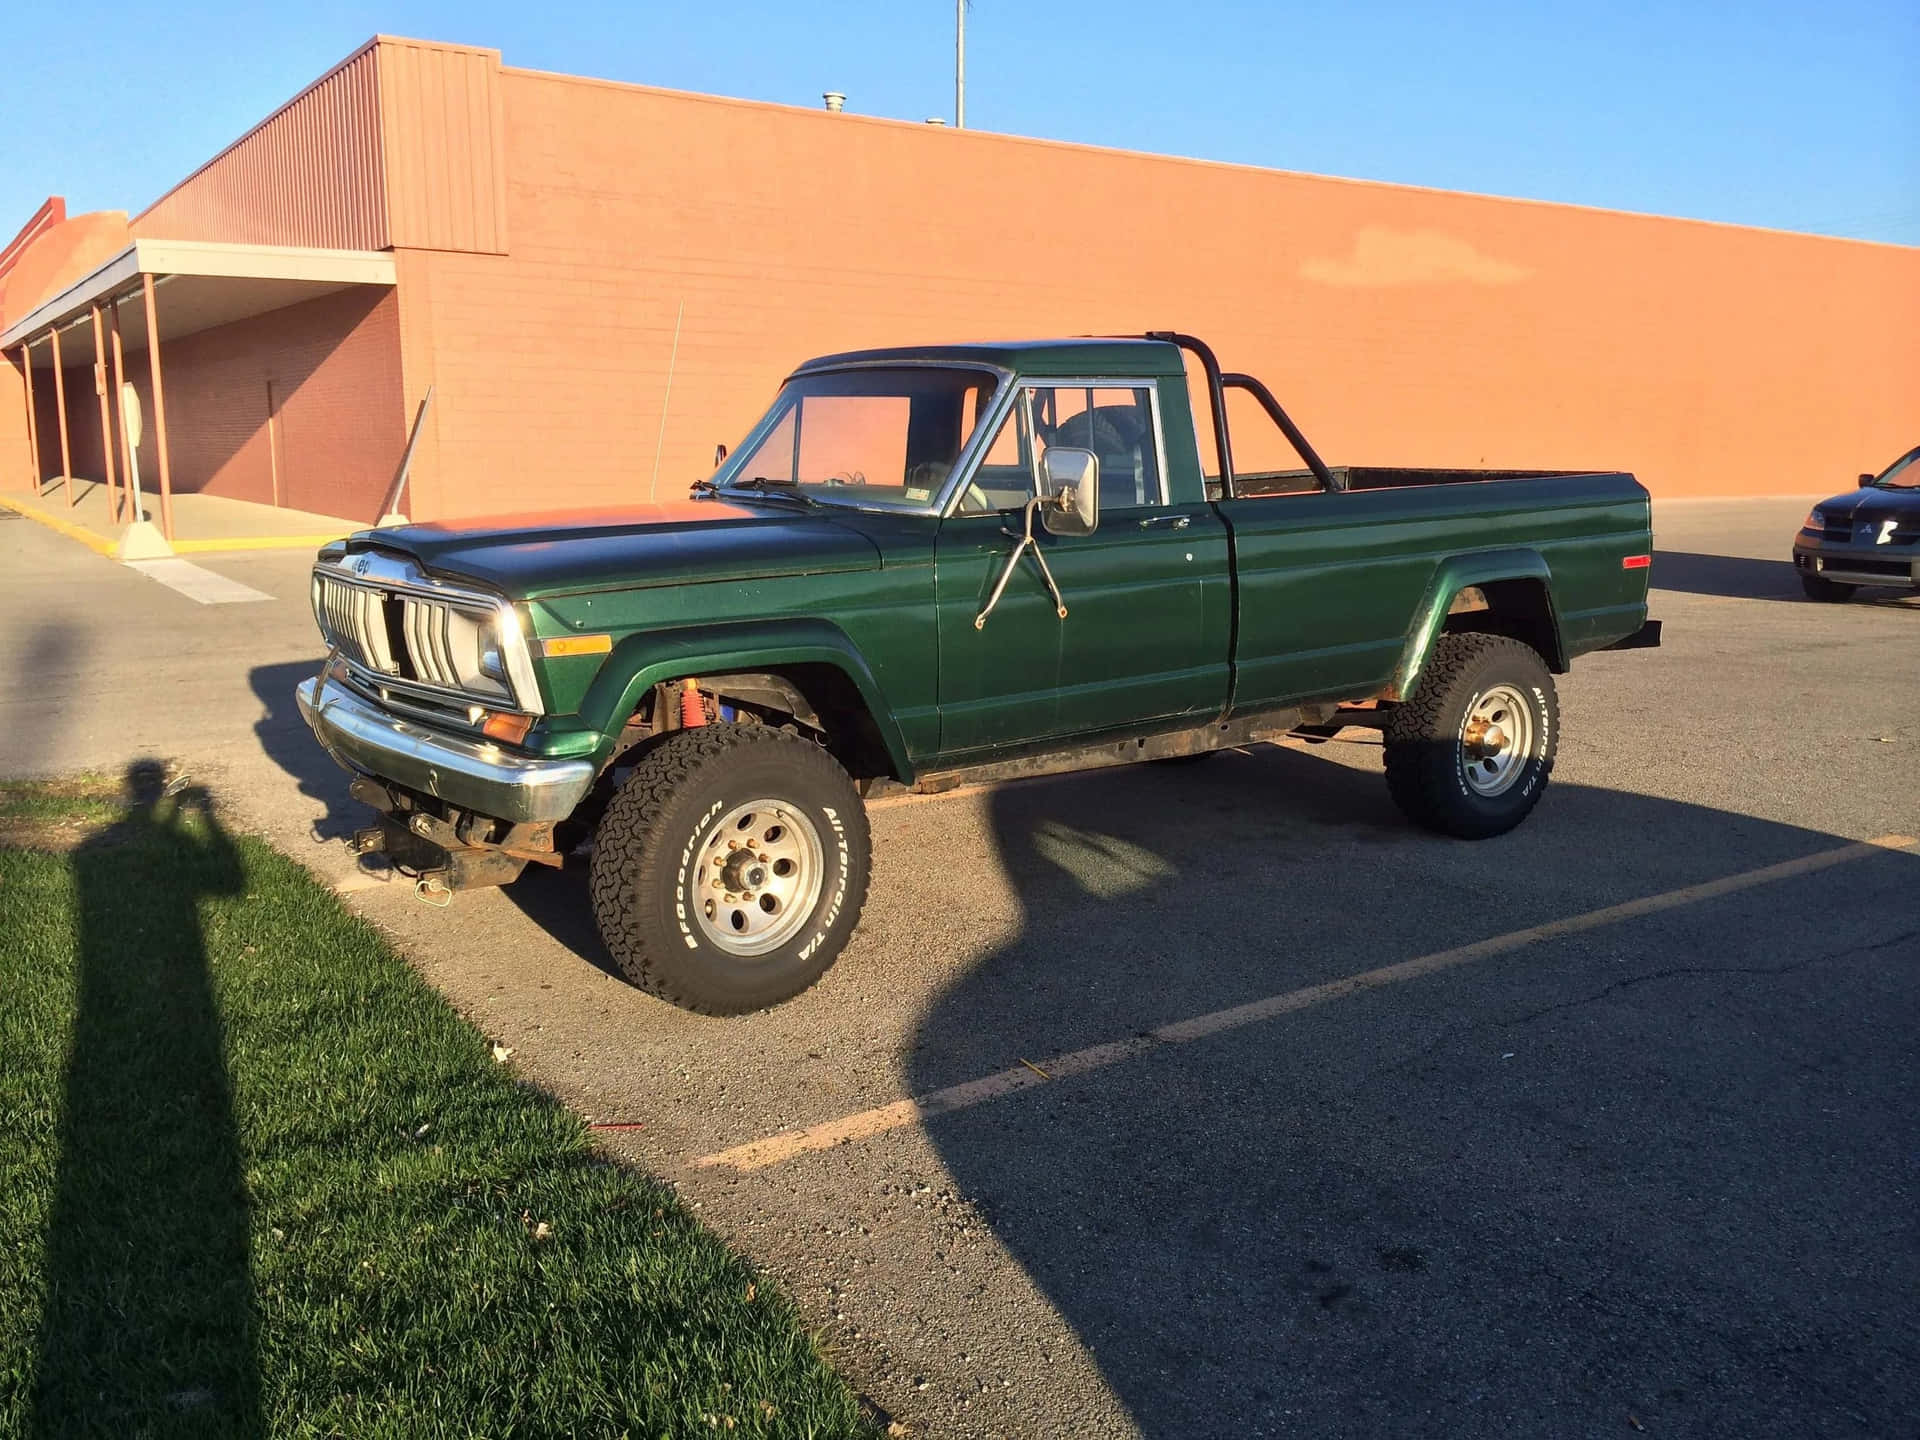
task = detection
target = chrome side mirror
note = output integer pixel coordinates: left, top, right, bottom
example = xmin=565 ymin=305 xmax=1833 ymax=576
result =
xmin=1040 ymin=447 xmax=1100 ymax=536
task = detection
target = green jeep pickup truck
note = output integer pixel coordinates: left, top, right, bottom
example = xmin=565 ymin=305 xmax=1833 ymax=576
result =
xmin=298 ymin=333 xmax=1659 ymax=1013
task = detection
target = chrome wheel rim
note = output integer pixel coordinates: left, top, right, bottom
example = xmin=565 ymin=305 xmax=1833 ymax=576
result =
xmin=689 ymin=800 xmax=825 ymax=957
xmin=1458 ymin=683 xmax=1534 ymax=797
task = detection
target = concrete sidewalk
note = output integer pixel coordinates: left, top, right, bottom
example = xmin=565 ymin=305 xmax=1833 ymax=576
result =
xmin=2 ymin=477 xmax=362 ymax=556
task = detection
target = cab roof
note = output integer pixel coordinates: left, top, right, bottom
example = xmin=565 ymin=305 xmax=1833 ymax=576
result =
xmin=792 ymin=337 xmax=1188 ymax=380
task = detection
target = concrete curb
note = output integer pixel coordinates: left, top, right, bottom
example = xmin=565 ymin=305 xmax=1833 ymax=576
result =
xmin=0 ymin=494 xmax=116 ymax=556
xmin=173 ymin=534 xmax=352 ymax=554
xmin=1 ymin=494 xmax=349 ymax=557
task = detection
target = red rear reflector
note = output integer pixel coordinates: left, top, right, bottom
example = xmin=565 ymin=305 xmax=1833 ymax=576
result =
xmin=1622 ymin=554 xmax=1651 ymax=570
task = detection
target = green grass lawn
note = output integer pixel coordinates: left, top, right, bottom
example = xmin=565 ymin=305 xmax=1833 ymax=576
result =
xmin=0 ymin=767 xmax=874 ymax=1439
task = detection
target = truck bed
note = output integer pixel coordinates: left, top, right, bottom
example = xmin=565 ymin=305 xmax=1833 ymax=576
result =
xmin=1212 ymin=467 xmax=1652 ymax=712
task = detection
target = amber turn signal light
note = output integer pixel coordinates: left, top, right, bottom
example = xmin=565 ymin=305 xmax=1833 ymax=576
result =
xmin=541 ymin=633 xmax=614 ymax=658
xmin=482 ymin=712 xmax=534 ymax=744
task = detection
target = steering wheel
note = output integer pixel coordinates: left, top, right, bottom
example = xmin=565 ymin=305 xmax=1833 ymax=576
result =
xmin=826 ymin=469 xmax=867 ymax=486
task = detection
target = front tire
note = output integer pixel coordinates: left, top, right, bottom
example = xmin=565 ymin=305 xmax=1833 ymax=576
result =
xmin=1800 ymin=573 xmax=1856 ymax=602
xmin=1383 ymin=634 xmax=1558 ymax=839
xmin=589 ymin=726 xmax=871 ymax=1014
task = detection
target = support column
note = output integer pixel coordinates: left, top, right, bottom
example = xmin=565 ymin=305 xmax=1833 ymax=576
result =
xmin=107 ymin=298 xmax=131 ymax=516
xmin=49 ymin=326 xmax=73 ymax=507
xmin=89 ymin=306 xmax=118 ymax=520
xmin=140 ymin=274 xmax=173 ymax=541
xmin=20 ymin=341 xmax=40 ymax=494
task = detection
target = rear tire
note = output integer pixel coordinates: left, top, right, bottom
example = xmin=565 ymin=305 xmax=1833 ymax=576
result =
xmin=1800 ymin=573 xmax=1856 ymax=602
xmin=1383 ymin=634 xmax=1558 ymax=839
xmin=589 ymin=726 xmax=870 ymax=1014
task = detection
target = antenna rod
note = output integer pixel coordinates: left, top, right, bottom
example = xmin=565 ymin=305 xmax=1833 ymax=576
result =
xmin=648 ymin=300 xmax=685 ymax=502
xmin=956 ymin=0 xmax=966 ymax=128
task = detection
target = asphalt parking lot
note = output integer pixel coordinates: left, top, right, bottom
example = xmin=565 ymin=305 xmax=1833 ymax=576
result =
xmin=3 ymin=495 xmax=1915 ymax=1438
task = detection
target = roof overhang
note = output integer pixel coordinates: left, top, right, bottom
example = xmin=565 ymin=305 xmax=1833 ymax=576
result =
xmin=4 ymin=238 xmax=396 ymax=357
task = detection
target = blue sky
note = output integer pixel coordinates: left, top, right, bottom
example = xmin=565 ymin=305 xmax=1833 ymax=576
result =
xmin=6 ymin=1 xmax=1916 ymax=246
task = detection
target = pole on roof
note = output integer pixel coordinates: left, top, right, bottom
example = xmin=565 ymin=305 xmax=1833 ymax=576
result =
xmin=142 ymin=274 xmax=174 ymax=541
xmin=956 ymin=0 xmax=966 ymax=128
xmin=49 ymin=325 xmax=72 ymax=507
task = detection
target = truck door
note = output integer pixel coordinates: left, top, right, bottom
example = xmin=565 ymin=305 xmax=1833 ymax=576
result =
xmin=933 ymin=379 xmax=1230 ymax=756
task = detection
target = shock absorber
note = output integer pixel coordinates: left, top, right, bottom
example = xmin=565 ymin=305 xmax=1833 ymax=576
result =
xmin=680 ymin=677 xmax=707 ymax=728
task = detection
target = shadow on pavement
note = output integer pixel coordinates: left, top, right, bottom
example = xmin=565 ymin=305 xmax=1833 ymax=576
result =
xmin=30 ymin=761 xmax=258 ymax=1435
xmin=896 ymin=747 xmax=1920 ymax=1437
xmin=1651 ymin=549 xmax=1802 ymax=600
xmin=1654 ymin=549 xmax=1919 ymax=607
xmin=249 ymin=659 xmax=356 ymax=840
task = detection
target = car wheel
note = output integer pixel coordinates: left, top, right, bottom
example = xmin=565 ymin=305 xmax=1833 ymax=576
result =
xmin=1383 ymin=633 xmax=1558 ymax=839
xmin=589 ymin=725 xmax=870 ymax=1014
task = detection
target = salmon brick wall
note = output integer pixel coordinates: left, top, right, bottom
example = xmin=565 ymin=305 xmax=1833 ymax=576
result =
xmin=392 ymin=68 xmax=1917 ymax=520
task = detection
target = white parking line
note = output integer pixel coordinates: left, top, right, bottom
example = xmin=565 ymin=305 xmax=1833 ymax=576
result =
xmin=124 ymin=557 xmax=272 ymax=605
xmin=695 ymin=833 xmax=1918 ymax=1173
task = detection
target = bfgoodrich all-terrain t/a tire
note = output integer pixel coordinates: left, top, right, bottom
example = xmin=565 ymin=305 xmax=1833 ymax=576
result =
xmin=588 ymin=726 xmax=871 ymax=1015
xmin=1383 ymin=633 xmax=1559 ymax=840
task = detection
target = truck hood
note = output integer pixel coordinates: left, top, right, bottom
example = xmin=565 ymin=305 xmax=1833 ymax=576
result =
xmin=345 ymin=500 xmax=883 ymax=599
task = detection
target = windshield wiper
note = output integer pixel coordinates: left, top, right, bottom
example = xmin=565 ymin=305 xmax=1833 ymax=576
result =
xmin=725 ymin=476 xmax=820 ymax=507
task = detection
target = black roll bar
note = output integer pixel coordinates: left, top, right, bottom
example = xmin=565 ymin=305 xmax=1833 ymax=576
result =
xmin=1220 ymin=372 xmax=1338 ymax=492
xmin=1143 ymin=331 xmax=1236 ymax=498
xmin=1140 ymin=332 xmax=1337 ymax=496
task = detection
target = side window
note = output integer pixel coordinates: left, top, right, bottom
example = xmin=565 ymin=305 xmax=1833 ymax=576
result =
xmin=1031 ymin=384 xmax=1163 ymax=510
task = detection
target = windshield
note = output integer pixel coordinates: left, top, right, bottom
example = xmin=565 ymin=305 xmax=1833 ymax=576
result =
xmin=1869 ymin=446 xmax=1920 ymax=490
xmin=714 ymin=367 xmax=1002 ymax=510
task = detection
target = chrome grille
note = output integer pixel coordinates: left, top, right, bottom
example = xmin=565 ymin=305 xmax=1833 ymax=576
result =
xmin=403 ymin=596 xmax=470 ymax=691
xmin=315 ymin=573 xmax=397 ymax=673
xmin=312 ymin=555 xmax=528 ymax=711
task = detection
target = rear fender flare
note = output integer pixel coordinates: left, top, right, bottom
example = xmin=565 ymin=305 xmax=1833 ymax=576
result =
xmin=1388 ymin=549 xmax=1566 ymax=700
xmin=576 ymin=618 xmax=915 ymax=781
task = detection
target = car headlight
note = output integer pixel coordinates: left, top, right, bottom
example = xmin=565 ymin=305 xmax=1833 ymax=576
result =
xmin=1803 ymin=509 xmax=1824 ymax=532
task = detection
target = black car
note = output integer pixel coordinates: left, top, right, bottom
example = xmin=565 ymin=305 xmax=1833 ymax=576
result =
xmin=1791 ymin=445 xmax=1920 ymax=601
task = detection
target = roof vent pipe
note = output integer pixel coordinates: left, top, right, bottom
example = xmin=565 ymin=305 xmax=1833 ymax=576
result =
xmin=823 ymin=91 xmax=845 ymax=113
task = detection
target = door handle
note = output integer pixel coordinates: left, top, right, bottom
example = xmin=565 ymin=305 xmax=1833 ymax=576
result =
xmin=1138 ymin=514 xmax=1191 ymax=530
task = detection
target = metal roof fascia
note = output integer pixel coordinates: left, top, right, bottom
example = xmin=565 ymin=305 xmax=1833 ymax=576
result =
xmin=2 ymin=240 xmax=396 ymax=349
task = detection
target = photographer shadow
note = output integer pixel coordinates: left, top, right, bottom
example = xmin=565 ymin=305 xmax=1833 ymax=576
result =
xmin=30 ymin=761 xmax=259 ymax=1436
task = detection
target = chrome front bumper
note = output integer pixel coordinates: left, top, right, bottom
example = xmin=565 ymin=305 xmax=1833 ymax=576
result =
xmin=296 ymin=675 xmax=597 ymax=824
